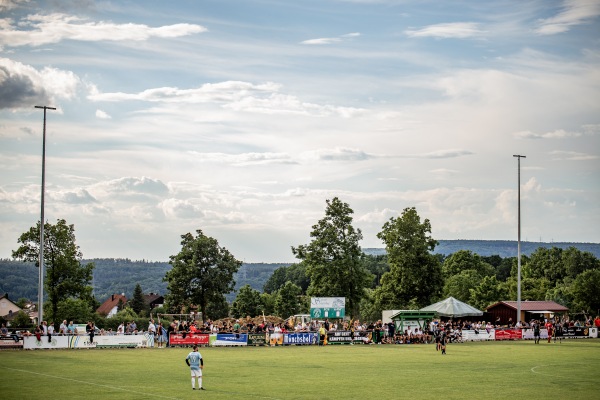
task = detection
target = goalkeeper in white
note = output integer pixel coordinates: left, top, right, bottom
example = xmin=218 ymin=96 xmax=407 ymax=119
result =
xmin=185 ymin=345 xmax=204 ymax=390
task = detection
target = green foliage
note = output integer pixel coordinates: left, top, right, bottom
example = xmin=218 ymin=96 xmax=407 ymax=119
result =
xmin=292 ymin=197 xmax=372 ymax=318
xmin=570 ymin=269 xmax=600 ymax=314
xmin=130 ymin=283 xmax=146 ymax=315
xmin=205 ymin=294 xmax=229 ymax=320
xmin=12 ymin=310 xmax=33 ymax=329
xmin=374 ymin=207 xmax=443 ymax=309
xmin=361 ymin=254 xmax=389 ymax=288
xmin=231 ymin=284 xmax=262 ymax=318
xmin=165 ymin=229 xmax=241 ymax=322
xmin=55 ymin=298 xmax=95 ymax=325
xmin=12 ymin=219 xmax=94 ymax=322
xmin=443 ymin=269 xmax=482 ymax=303
xmin=469 ymin=275 xmax=507 ymax=310
xmin=442 ymin=250 xmax=494 ymax=279
xmin=260 ymin=292 xmax=275 ymax=315
xmin=358 ymin=289 xmax=380 ymax=322
xmin=274 ymin=281 xmax=303 ymax=318
xmin=263 ymin=263 xmax=308 ymax=294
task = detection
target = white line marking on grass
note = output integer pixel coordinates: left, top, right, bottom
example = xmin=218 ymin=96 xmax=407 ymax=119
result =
xmin=0 ymin=366 xmax=182 ymax=400
xmin=204 ymin=389 xmax=283 ymax=400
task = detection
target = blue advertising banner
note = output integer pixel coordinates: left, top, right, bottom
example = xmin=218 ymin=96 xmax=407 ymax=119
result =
xmin=211 ymin=333 xmax=248 ymax=346
xmin=283 ymin=332 xmax=318 ymax=345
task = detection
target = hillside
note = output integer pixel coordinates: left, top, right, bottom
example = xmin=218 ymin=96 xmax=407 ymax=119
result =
xmin=1 ymin=240 xmax=598 ymax=303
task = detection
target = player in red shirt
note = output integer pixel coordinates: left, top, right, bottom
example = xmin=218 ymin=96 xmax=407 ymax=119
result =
xmin=545 ymin=320 xmax=554 ymax=343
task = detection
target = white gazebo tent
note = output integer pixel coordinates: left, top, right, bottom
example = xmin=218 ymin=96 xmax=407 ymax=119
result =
xmin=420 ymin=297 xmax=483 ymax=318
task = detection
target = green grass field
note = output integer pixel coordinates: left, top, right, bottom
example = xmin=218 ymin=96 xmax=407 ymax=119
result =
xmin=1 ymin=340 xmax=599 ymax=399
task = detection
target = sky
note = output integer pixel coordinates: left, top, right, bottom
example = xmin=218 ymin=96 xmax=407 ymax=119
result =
xmin=0 ymin=0 xmax=599 ymax=263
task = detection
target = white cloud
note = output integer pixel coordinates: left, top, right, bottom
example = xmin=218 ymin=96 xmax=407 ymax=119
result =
xmin=0 ymin=13 xmax=207 ymax=47
xmin=549 ymin=150 xmax=599 ymax=160
xmin=95 ymin=109 xmax=111 ymax=119
xmin=0 ymin=57 xmax=82 ymax=109
xmin=514 ymin=129 xmax=582 ymax=139
xmin=535 ymin=0 xmax=600 ymax=35
xmin=405 ymin=22 xmax=484 ymax=39
xmin=187 ymin=152 xmax=296 ymax=166
xmin=301 ymin=32 xmax=361 ymax=45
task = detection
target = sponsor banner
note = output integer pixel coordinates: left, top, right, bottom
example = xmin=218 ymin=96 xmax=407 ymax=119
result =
xmin=562 ymin=327 xmax=588 ymax=338
xmin=211 ymin=333 xmax=248 ymax=346
xmin=247 ymin=333 xmax=267 ymax=346
xmin=269 ymin=332 xmax=283 ymax=346
xmin=462 ymin=329 xmax=496 ymax=341
xmin=0 ymin=336 xmax=23 ymax=348
xmin=494 ymin=329 xmax=522 ymax=340
xmin=310 ymin=297 xmax=345 ymax=319
xmin=522 ymin=328 xmax=549 ymax=340
xmin=327 ymin=331 xmax=353 ymax=344
xmin=169 ymin=333 xmax=210 ymax=346
xmin=24 ymin=335 xmax=70 ymax=349
xmin=353 ymin=331 xmax=371 ymax=344
xmin=94 ymin=334 xmax=151 ymax=348
xmin=588 ymin=327 xmax=598 ymax=338
xmin=284 ymin=332 xmax=318 ymax=345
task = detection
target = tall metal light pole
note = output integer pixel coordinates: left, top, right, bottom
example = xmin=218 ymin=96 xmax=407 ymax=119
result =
xmin=35 ymin=105 xmax=56 ymax=324
xmin=513 ymin=154 xmax=525 ymax=326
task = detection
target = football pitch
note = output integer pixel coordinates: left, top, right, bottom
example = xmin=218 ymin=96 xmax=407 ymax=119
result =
xmin=1 ymin=340 xmax=599 ymax=399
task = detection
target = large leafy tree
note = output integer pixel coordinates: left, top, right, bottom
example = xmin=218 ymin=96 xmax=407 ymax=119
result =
xmin=274 ymin=281 xmax=303 ymax=318
xmin=442 ymin=250 xmax=494 ymax=279
xmin=165 ymin=229 xmax=241 ymax=322
xmin=469 ymin=275 xmax=507 ymax=310
xmin=263 ymin=263 xmax=309 ymax=294
xmin=231 ymin=284 xmax=262 ymax=318
xmin=570 ymin=269 xmax=600 ymax=315
xmin=374 ymin=207 xmax=443 ymax=309
xmin=443 ymin=269 xmax=481 ymax=303
xmin=292 ymin=197 xmax=372 ymax=318
xmin=12 ymin=219 xmax=94 ymax=322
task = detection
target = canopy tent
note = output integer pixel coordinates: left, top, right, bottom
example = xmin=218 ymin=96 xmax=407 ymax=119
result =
xmin=420 ymin=297 xmax=483 ymax=318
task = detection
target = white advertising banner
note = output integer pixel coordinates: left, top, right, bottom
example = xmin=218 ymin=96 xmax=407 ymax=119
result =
xmin=462 ymin=329 xmax=495 ymax=341
xmin=24 ymin=334 xmax=151 ymax=349
xmin=522 ymin=328 xmax=549 ymax=340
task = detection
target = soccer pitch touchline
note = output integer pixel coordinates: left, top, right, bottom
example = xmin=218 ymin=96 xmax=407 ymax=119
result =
xmin=0 ymin=366 xmax=183 ymax=400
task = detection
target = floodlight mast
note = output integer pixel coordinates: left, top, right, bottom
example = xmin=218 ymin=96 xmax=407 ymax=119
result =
xmin=34 ymin=105 xmax=56 ymax=325
xmin=513 ymin=154 xmax=526 ymax=326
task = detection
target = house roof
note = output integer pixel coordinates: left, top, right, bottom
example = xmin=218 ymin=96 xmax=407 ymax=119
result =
xmin=96 ymin=294 xmax=127 ymax=316
xmin=143 ymin=293 xmax=163 ymax=305
xmin=486 ymin=300 xmax=568 ymax=312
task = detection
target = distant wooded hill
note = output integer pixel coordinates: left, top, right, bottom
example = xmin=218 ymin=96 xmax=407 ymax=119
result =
xmin=1 ymin=240 xmax=597 ymax=304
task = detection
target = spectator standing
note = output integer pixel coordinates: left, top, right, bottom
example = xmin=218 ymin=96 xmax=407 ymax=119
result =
xmin=47 ymin=321 xmax=54 ymax=343
xmin=148 ymin=319 xmax=156 ymax=346
xmin=86 ymin=321 xmax=95 ymax=344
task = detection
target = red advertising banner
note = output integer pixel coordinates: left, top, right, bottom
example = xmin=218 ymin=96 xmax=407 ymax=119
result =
xmin=169 ymin=333 xmax=210 ymax=345
xmin=494 ymin=329 xmax=522 ymax=340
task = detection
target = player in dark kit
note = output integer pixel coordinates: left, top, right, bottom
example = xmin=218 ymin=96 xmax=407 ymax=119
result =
xmin=440 ymin=330 xmax=447 ymax=355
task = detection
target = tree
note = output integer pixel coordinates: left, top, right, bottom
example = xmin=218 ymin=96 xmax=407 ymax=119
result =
xmin=469 ymin=275 xmax=507 ymax=310
xmin=442 ymin=250 xmax=494 ymax=279
xmin=263 ymin=263 xmax=309 ymax=294
xmin=361 ymin=254 xmax=389 ymax=288
xmin=443 ymin=269 xmax=481 ymax=303
xmin=570 ymin=269 xmax=600 ymax=315
xmin=13 ymin=310 xmax=33 ymax=329
xmin=374 ymin=207 xmax=443 ymax=310
xmin=260 ymin=292 xmax=275 ymax=316
xmin=231 ymin=284 xmax=262 ymax=318
xmin=205 ymin=294 xmax=229 ymax=320
xmin=164 ymin=229 xmax=241 ymax=322
xmin=292 ymin=197 xmax=372 ymax=318
xmin=12 ymin=219 xmax=94 ymax=322
xmin=274 ymin=281 xmax=303 ymax=318
xmin=130 ymin=284 xmax=146 ymax=315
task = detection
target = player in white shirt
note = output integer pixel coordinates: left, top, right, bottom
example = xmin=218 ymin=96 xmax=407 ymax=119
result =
xmin=185 ymin=345 xmax=204 ymax=390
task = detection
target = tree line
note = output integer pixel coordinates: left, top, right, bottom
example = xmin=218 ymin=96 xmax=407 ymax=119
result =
xmin=4 ymin=198 xmax=600 ymax=330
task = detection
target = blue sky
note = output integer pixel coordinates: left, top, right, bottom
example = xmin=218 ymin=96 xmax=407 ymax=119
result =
xmin=0 ymin=0 xmax=598 ymax=263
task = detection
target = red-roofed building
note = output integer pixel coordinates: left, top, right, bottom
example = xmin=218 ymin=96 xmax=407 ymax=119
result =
xmin=96 ymin=294 xmax=127 ymax=318
xmin=486 ymin=300 xmax=569 ymax=324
